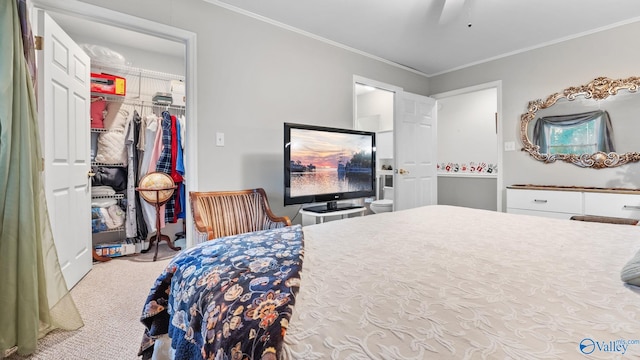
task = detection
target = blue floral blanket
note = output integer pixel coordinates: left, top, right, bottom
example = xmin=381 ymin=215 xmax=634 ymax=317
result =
xmin=138 ymin=225 xmax=304 ymax=360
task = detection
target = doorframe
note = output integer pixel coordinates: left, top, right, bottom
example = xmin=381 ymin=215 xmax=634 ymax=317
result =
xmin=353 ymin=75 xmax=402 ymax=129
xmin=30 ymin=0 xmax=200 ymax=246
xmin=431 ymin=80 xmax=503 ymax=212
xmin=352 ymin=75 xmax=402 ymax=204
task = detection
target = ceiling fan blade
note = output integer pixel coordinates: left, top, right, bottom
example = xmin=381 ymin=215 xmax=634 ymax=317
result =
xmin=439 ymin=0 xmax=466 ymax=25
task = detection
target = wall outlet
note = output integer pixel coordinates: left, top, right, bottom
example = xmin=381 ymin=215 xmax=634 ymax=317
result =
xmin=216 ymin=132 xmax=225 ymax=146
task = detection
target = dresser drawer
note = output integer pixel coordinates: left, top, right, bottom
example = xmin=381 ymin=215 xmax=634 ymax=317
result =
xmin=584 ymin=192 xmax=640 ymax=219
xmin=507 ymin=189 xmax=583 ymax=214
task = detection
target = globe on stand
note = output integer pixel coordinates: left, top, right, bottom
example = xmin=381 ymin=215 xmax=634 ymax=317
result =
xmin=136 ymin=172 xmax=180 ymax=261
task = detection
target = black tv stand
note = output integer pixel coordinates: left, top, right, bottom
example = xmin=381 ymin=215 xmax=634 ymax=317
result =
xmin=303 ymin=201 xmax=364 ymax=214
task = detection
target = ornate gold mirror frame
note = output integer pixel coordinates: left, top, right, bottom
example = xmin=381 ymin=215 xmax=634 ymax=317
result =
xmin=520 ymin=76 xmax=640 ymax=168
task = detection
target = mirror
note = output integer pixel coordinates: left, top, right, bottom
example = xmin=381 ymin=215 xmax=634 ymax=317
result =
xmin=520 ymin=76 xmax=640 ymax=168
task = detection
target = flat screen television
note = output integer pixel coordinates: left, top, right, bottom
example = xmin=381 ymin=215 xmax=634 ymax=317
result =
xmin=284 ymin=122 xmax=376 ymax=213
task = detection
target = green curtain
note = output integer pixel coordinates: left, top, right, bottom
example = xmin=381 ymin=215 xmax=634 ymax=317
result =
xmin=0 ymin=1 xmax=83 ymax=356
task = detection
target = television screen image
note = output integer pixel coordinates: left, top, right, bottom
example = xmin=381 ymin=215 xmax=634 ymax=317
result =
xmin=284 ymin=123 xmax=376 ymax=210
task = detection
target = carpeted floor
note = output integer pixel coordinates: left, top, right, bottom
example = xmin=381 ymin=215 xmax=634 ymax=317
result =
xmin=7 ymin=242 xmax=183 ymax=360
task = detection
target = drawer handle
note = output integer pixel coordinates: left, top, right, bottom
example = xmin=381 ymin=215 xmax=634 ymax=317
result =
xmin=533 ymin=199 xmax=548 ymax=203
xmin=623 ymin=205 xmax=640 ymax=210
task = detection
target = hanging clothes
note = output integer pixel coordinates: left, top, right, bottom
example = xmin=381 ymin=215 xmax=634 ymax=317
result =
xmin=155 ymin=111 xmax=176 ymax=223
xmin=0 ymin=1 xmax=82 ymax=356
xmin=146 ymin=115 xmax=166 ymax=230
xmin=169 ymin=114 xmax=183 ymax=222
xmin=132 ymin=111 xmax=149 ymax=241
xmin=179 ymin=114 xmax=186 ymax=150
xmin=175 ymin=117 xmax=186 ymax=220
xmin=138 ymin=114 xmax=158 ymax=182
xmin=138 ymin=114 xmax=161 ymax=233
xmin=169 ymin=115 xmax=182 ymax=183
xmin=155 ymin=111 xmax=172 ymax=175
xmin=125 ymin=109 xmax=150 ymax=241
xmin=124 ymin=111 xmax=138 ymax=239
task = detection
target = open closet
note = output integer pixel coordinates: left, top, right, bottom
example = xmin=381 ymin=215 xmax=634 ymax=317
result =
xmin=74 ymin=29 xmax=187 ymax=261
xmin=32 ymin=4 xmax=189 ymax=288
xmin=89 ymin=64 xmax=187 ymax=261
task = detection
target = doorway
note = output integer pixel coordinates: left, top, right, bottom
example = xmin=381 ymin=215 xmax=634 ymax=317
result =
xmin=354 ymin=82 xmax=394 ymax=205
xmin=31 ymin=1 xmax=198 ymax=249
xmin=353 ymin=76 xmax=438 ymax=212
xmin=353 ymin=77 xmax=399 ymax=212
xmin=31 ymin=1 xmax=198 ymax=288
xmin=432 ymin=81 xmax=503 ymax=212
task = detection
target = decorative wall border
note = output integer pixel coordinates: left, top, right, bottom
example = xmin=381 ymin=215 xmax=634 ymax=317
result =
xmin=437 ymin=162 xmax=498 ymax=175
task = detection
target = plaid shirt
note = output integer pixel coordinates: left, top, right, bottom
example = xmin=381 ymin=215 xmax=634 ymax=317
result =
xmin=156 ymin=111 xmax=175 ymax=222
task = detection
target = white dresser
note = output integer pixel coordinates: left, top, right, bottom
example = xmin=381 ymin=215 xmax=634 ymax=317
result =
xmin=506 ymin=185 xmax=640 ymax=220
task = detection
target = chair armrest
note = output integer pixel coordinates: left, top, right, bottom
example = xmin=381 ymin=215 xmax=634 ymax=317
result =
xmin=192 ymin=222 xmax=212 ymax=243
xmin=192 ymin=203 xmax=215 ymax=240
xmin=265 ymin=213 xmax=292 ymax=227
xmin=257 ymin=188 xmax=292 ymax=227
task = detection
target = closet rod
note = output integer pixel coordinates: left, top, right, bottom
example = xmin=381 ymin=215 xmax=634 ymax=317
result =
xmin=92 ymin=94 xmax=186 ymax=112
xmin=92 ymin=63 xmax=185 ymax=82
xmin=121 ymin=101 xmax=186 ymax=112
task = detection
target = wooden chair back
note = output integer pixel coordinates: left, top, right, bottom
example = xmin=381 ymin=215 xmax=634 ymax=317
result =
xmin=190 ymin=188 xmax=291 ymax=240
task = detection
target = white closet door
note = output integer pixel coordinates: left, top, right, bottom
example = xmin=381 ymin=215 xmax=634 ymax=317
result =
xmin=36 ymin=10 xmax=92 ymax=289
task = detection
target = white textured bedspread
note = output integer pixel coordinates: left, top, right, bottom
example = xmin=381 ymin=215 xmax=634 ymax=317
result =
xmin=282 ymin=205 xmax=640 ymax=359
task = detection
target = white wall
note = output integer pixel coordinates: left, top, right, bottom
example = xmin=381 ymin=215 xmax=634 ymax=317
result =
xmin=357 ymin=89 xmax=394 ymax=131
xmin=436 ymin=88 xmax=498 ymax=211
xmin=429 ymin=21 xmax=640 ymax=209
xmin=437 ymin=88 xmax=497 ymax=173
xmin=77 ymin=0 xmax=430 ymax=221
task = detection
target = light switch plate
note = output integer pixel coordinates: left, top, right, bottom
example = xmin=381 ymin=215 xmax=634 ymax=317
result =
xmin=504 ymin=141 xmax=516 ymax=151
xmin=216 ymin=132 xmax=225 ymax=147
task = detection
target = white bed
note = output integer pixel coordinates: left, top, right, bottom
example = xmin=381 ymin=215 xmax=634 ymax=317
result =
xmin=281 ymin=205 xmax=640 ymax=359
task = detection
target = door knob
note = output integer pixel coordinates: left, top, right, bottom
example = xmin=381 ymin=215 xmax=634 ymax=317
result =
xmin=87 ymin=170 xmax=96 ymax=189
xmin=398 ymin=168 xmax=409 ymax=175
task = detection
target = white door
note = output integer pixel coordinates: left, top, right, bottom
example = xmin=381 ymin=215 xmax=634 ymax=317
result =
xmin=394 ymin=91 xmax=437 ymax=211
xmin=36 ymin=10 xmax=92 ymax=289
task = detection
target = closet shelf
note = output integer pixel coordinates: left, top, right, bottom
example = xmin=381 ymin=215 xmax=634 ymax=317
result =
xmin=91 ymin=63 xmax=185 ymax=82
xmin=91 ymin=63 xmax=185 ymax=103
xmin=91 ymin=92 xmax=125 ymax=101
xmin=91 ymin=98 xmax=186 ymax=113
xmin=123 ymin=100 xmax=185 ymax=112
xmin=91 ymin=128 xmax=125 ymax=133
xmin=92 ymin=161 xmax=126 ymax=167
xmin=93 ymin=225 xmax=125 ymax=234
xmin=91 ymin=193 xmax=124 ymax=200
xmin=91 ymin=93 xmax=186 ymax=110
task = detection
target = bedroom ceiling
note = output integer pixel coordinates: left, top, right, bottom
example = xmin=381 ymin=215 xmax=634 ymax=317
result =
xmin=47 ymin=1 xmax=640 ymax=77
xmin=209 ymin=0 xmax=640 ymax=76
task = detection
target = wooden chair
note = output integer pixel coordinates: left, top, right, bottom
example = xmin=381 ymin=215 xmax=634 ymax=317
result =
xmin=190 ymin=188 xmax=291 ymax=241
